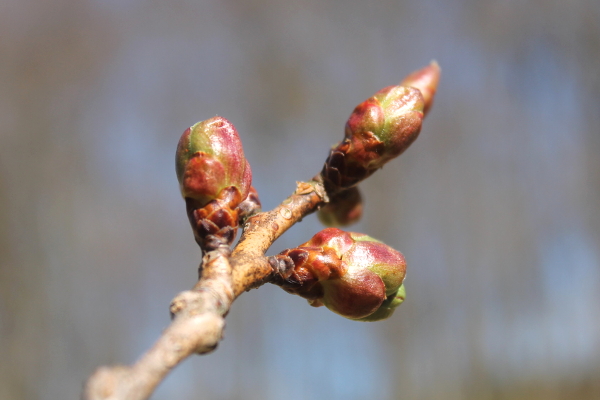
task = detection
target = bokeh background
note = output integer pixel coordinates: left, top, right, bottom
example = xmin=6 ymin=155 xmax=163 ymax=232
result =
xmin=1 ymin=0 xmax=599 ymax=399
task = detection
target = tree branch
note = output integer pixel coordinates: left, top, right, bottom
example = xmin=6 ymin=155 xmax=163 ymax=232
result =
xmin=83 ymin=61 xmax=440 ymax=399
xmin=83 ymin=179 xmax=326 ymax=400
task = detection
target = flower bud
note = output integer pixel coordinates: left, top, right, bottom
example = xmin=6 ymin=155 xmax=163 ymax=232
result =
xmin=176 ymin=116 xmax=252 ymax=208
xmin=270 ymin=228 xmax=406 ymax=321
xmin=317 ymin=186 xmax=363 ymax=227
xmin=400 ymin=61 xmax=441 ymax=116
xmin=175 ymin=116 xmax=253 ymax=250
xmin=322 ymin=84 xmax=424 ymax=189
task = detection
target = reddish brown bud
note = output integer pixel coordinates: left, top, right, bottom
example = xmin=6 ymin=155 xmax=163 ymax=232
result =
xmin=270 ymin=228 xmax=406 ymax=321
xmin=400 ymin=61 xmax=441 ymax=116
xmin=175 ymin=116 xmax=254 ymax=251
xmin=317 ymin=186 xmax=363 ymax=227
xmin=237 ymin=186 xmax=262 ymax=223
xmin=176 ymin=116 xmax=252 ymax=208
xmin=322 ymin=82 xmax=425 ymax=190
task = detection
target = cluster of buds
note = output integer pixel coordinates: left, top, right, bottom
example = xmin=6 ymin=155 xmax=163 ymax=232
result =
xmin=176 ymin=63 xmax=439 ymax=321
xmin=318 ymin=62 xmax=440 ymax=227
xmin=270 ymin=228 xmax=406 ymax=321
xmin=175 ymin=116 xmax=260 ymax=251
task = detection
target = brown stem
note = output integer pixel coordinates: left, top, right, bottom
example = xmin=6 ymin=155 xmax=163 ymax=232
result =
xmin=230 ymin=180 xmax=325 ymax=297
xmin=82 ymin=179 xmax=326 ymax=400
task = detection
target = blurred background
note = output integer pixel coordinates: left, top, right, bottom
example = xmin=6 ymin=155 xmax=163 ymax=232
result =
xmin=1 ymin=0 xmax=599 ymax=399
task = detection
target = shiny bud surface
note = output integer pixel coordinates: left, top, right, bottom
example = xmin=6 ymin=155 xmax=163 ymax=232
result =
xmin=175 ymin=116 xmax=253 ymax=250
xmin=272 ymin=228 xmax=406 ymax=321
xmin=322 ymin=85 xmax=424 ymax=189
xmin=176 ymin=116 xmax=252 ymax=207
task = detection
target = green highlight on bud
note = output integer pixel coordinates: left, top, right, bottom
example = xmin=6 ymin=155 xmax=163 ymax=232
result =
xmin=270 ymin=228 xmax=406 ymax=321
xmin=176 ymin=116 xmax=252 ymax=208
xmin=355 ymin=284 xmax=405 ymax=322
xmin=321 ymin=63 xmax=440 ymax=191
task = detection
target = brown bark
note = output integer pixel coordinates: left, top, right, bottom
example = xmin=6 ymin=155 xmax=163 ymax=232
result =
xmin=82 ymin=179 xmax=326 ymax=400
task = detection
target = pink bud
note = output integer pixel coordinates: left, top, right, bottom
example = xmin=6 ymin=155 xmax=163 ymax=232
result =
xmin=271 ymin=228 xmax=406 ymax=321
xmin=345 ymin=85 xmax=425 ymax=170
xmin=176 ymin=116 xmax=252 ymax=207
xmin=322 ymin=83 xmax=425 ymax=190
